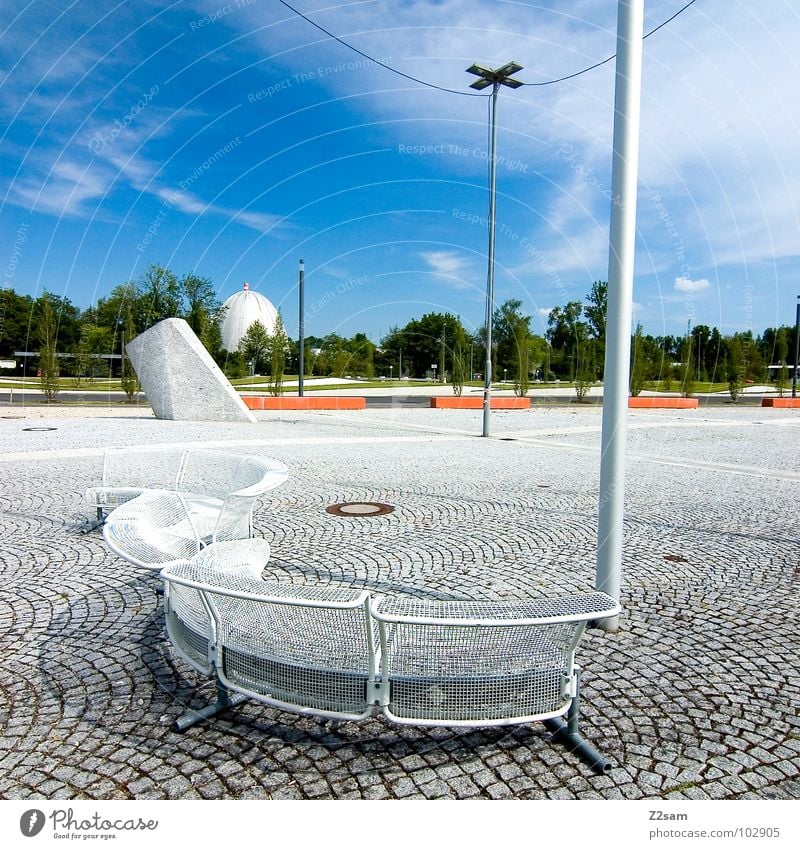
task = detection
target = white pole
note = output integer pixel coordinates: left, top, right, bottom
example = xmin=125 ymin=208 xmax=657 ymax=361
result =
xmin=298 ymin=259 xmax=305 ymax=397
xmin=596 ymin=0 xmax=645 ymax=632
xmin=482 ymin=83 xmax=499 ymax=438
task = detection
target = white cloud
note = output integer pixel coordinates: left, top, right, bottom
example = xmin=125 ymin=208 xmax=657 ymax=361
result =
xmin=420 ymin=250 xmax=467 ymax=275
xmin=674 ymin=276 xmax=711 ymax=293
xmin=9 ymin=159 xmax=112 ymax=216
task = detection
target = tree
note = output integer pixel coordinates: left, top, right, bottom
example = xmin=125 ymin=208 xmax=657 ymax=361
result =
xmin=630 ymin=323 xmax=650 ymax=396
xmin=574 ymin=337 xmax=595 ymax=400
xmin=73 ymin=324 xmax=114 ymax=383
xmin=36 ymin=294 xmax=60 ymax=400
xmin=775 ymin=328 xmax=789 ymax=396
xmin=584 ymin=280 xmax=607 ymax=379
xmin=120 ymin=304 xmax=139 ymax=403
xmin=494 ymin=300 xmax=533 ymax=396
xmin=546 ymin=301 xmax=588 ymax=380
xmin=181 ymin=273 xmax=224 ymax=358
xmin=679 ymin=335 xmax=695 ymax=398
xmin=725 ymin=335 xmax=745 ymax=401
xmin=451 ymin=338 xmax=465 ymax=396
xmin=691 ymin=324 xmax=712 ymax=383
xmin=239 ymin=321 xmax=270 ymax=374
xmin=268 ymin=312 xmax=287 ymax=396
xmin=139 ymin=264 xmax=181 ymax=328
xmin=382 ymin=313 xmax=468 ymax=379
xmin=0 ymin=289 xmax=35 ymax=357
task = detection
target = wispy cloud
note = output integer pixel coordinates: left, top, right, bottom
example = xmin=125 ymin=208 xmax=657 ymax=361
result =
xmin=674 ymin=276 xmax=711 ymax=293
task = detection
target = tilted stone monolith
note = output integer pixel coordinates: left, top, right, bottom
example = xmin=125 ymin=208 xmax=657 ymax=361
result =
xmin=126 ymin=318 xmax=255 ymax=422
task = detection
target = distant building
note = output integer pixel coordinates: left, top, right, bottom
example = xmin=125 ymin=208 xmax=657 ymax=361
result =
xmin=220 ymin=283 xmax=278 ymax=352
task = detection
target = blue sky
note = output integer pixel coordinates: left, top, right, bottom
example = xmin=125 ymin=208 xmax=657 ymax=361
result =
xmin=1 ymin=0 xmax=798 ymax=344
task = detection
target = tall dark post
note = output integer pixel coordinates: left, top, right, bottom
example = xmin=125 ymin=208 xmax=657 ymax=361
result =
xmin=298 ymin=259 xmax=305 ymax=397
xmin=793 ymin=295 xmax=800 ymax=399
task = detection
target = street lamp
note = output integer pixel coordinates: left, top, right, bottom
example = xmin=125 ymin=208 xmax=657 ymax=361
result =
xmin=466 ymin=60 xmax=524 ymax=437
xmin=389 ymin=365 xmax=393 ymax=380
xmin=298 ymin=259 xmax=305 ymax=397
xmin=793 ymin=295 xmax=800 ymax=398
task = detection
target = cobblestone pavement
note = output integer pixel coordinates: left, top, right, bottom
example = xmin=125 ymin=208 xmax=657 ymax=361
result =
xmin=0 ymin=404 xmax=798 ymax=800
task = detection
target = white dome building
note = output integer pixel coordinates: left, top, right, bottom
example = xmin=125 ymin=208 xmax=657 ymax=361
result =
xmin=220 ymin=283 xmax=279 ymax=352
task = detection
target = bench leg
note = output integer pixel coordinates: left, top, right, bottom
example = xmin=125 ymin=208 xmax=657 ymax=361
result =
xmin=79 ymin=508 xmax=106 ymax=534
xmin=173 ymin=680 xmax=247 ymax=732
xmin=543 ymin=671 xmax=612 ymax=775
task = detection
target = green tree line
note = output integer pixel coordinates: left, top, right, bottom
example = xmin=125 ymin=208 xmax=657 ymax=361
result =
xmin=1 ymin=268 xmax=796 ymax=400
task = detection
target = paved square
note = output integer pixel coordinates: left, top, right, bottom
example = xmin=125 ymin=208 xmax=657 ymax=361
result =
xmin=0 ymin=404 xmax=798 ymax=799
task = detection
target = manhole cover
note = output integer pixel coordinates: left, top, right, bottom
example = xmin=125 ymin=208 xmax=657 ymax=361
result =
xmin=326 ymin=501 xmax=395 ymax=517
xmin=23 ymin=427 xmax=58 ymax=432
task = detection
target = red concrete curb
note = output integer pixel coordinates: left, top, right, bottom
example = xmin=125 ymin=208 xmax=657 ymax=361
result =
xmin=760 ymin=398 xmax=800 ymax=408
xmin=628 ymin=397 xmax=698 ymax=409
xmin=242 ymin=396 xmax=366 ymax=410
xmin=430 ymin=396 xmax=531 ymax=409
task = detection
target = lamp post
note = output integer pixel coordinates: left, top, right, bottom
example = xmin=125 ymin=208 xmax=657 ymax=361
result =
xmin=793 ymin=295 xmax=800 ymax=398
xmin=792 ymin=295 xmax=800 ymax=398
xmin=466 ymin=60 xmax=524 ymax=437
xmin=298 ymin=259 xmax=305 ymax=397
xmin=596 ymin=0 xmax=645 ymax=633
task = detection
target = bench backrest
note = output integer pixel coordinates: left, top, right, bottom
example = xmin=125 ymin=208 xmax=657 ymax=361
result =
xmin=371 ymin=594 xmax=620 ymax=726
xmin=164 ymin=540 xmax=272 ymax=676
xmin=100 ymin=446 xmax=186 ymax=491
xmin=177 ymin=450 xmax=289 ymax=543
xmin=163 ymin=562 xmax=376 ymax=721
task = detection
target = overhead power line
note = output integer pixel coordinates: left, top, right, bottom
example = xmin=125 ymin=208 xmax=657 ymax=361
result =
xmin=276 ymin=0 xmax=699 ymax=94
xmin=523 ymin=0 xmax=698 ymax=86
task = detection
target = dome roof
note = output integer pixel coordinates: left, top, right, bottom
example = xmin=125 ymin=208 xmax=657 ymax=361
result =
xmin=220 ymin=283 xmax=279 ymax=352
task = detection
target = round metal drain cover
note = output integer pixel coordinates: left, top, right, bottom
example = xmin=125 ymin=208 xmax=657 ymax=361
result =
xmin=23 ymin=427 xmax=58 ymax=432
xmin=326 ymin=501 xmax=394 ymax=517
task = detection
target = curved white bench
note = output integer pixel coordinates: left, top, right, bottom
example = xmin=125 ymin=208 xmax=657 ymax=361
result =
xmin=161 ymin=552 xmax=620 ymax=774
xmin=101 ymin=452 xmax=288 ymax=570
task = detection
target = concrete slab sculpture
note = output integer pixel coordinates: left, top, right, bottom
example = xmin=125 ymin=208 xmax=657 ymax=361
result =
xmin=126 ymin=318 xmax=255 ymax=422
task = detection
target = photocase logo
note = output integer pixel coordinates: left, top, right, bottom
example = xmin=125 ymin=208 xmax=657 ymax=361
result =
xmin=20 ymin=810 xmax=45 ymax=837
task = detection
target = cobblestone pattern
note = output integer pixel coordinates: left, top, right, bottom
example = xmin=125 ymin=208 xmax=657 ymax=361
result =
xmin=0 ymin=406 xmax=798 ymax=799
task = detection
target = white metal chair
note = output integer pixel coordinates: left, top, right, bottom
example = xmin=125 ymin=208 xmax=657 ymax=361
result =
xmin=101 ymin=452 xmax=288 ymax=570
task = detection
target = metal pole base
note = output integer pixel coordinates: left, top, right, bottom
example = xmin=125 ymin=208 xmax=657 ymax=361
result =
xmin=543 ymin=716 xmax=612 ymax=775
xmin=173 ymin=686 xmax=247 ymax=732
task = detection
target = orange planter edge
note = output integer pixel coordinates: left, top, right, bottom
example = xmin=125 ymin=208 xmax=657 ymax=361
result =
xmin=430 ymin=396 xmax=531 ymax=409
xmin=242 ymin=396 xmax=365 ymax=410
xmin=761 ymin=398 xmax=800 ymax=408
xmin=628 ymin=397 xmax=698 ymax=409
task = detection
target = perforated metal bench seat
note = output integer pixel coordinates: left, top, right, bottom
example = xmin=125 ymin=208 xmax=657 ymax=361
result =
xmin=161 ymin=553 xmax=620 ymax=773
